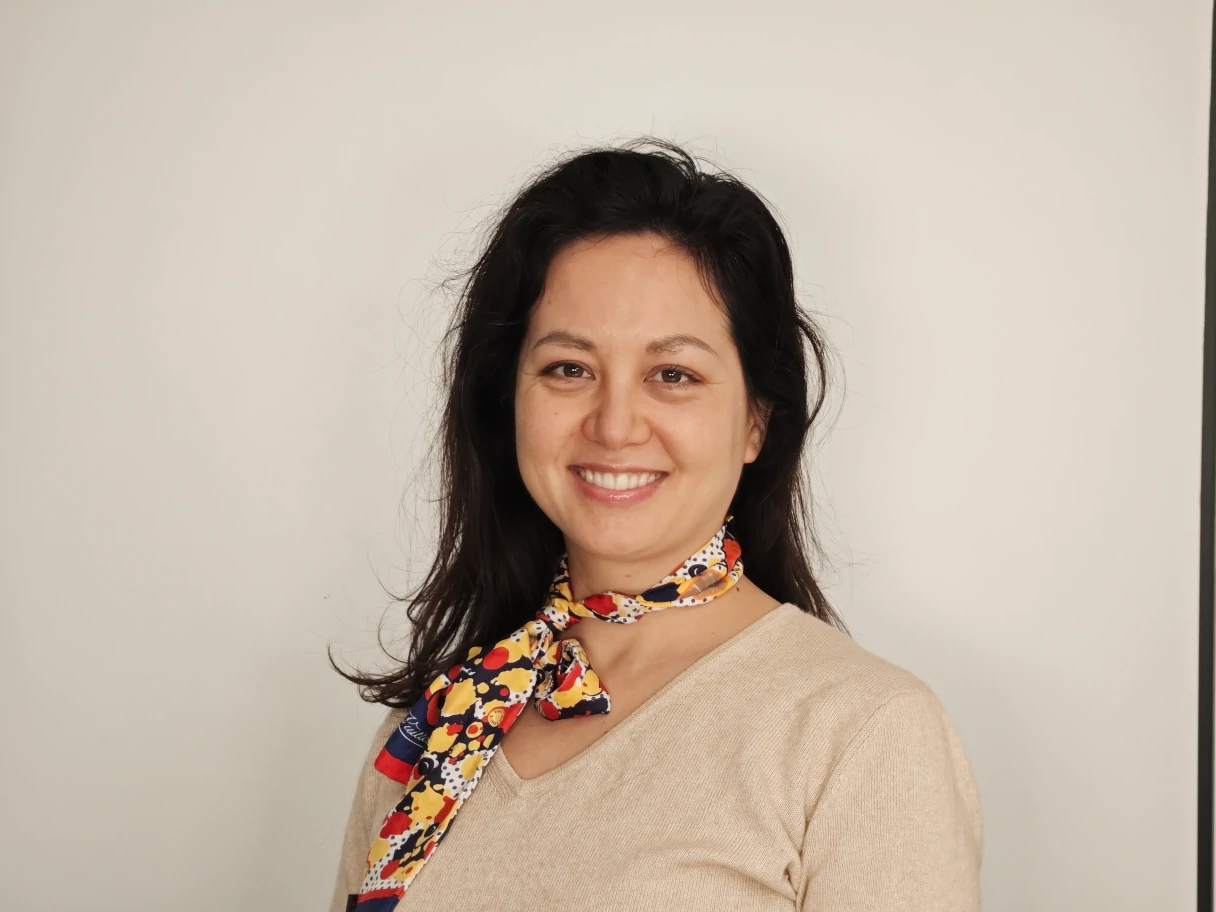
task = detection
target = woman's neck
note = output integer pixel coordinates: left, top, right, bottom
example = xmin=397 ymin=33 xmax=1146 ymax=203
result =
xmin=558 ymin=575 xmax=780 ymax=676
xmin=562 ymin=523 xmax=721 ymax=601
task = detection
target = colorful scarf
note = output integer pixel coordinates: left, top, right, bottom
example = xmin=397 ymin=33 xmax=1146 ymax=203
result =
xmin=351 ymin=519 xmax=743 ymax=910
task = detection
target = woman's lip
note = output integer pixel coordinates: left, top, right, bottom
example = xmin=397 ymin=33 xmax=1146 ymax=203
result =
xmin=571 ymin=463 xmax=668 ymax=474
xmin=568 ymin=466 xmax=667 ymax=504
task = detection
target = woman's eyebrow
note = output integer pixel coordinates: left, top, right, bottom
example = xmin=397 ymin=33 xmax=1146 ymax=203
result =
xmin=531 ymin=330 xmax=595 ymax=352
xmin=646 ymin=333 xmax=717 ymax=356
xmin=530 ymin=330 xmax=718 ymax=356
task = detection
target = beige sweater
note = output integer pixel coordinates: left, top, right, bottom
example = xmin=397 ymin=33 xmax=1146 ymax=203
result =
xmin=330 ymin=602 xmax=983 ymax=911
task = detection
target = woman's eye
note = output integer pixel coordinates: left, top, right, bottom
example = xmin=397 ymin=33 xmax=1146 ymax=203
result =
xmin=545 ymin=362 xmax=587 ymax=379
xmin=655 ymin=367 xmax=696 ymax=384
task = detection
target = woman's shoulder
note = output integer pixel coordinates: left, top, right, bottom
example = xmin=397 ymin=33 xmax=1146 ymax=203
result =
xmin=750 ymin=603 xmax=980 ymax=834
xmin=762 ymin=605 xmax=984 ymax=900
xmin=744 ymin=601 xmax=954 ymax=739
xmin=760 ymin=602 xmax=935 ymax=689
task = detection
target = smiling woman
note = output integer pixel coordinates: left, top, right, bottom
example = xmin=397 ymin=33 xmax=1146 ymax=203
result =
xmin=515 ymin=233 xmax=766 ymax=568
xmin=330 ymin=137 xmax=982 ymax=911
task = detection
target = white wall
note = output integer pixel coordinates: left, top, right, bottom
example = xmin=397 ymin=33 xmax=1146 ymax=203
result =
xmin=1 ymin=2 xmax=1208 ymax=909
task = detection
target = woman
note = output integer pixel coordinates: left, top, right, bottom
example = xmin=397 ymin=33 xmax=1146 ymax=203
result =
xmin=330 ymin=138 xmax=982 ymax=911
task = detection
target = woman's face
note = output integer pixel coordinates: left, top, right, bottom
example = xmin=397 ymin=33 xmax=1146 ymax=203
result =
xmin=514 ymin=231 xmax=766 ymax=569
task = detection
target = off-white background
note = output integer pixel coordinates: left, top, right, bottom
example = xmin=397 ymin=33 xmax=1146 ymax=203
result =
xmin=1 ymin=2 xmax=1209 ymax=909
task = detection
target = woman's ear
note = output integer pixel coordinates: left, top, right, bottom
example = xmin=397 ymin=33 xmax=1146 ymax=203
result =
xmin=743 ymin=400 xmax=771 ymax=464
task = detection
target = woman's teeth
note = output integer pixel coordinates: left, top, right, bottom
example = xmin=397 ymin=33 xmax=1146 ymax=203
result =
xmin=574 ymin=468 xmax=663 ymax=491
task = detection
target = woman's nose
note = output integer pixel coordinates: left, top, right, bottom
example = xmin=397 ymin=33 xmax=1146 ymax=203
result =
xmin=583 ymin=379 xmax=649 ymax=450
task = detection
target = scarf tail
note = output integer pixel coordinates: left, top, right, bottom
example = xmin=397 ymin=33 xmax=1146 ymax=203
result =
xmin=356 ymin=519 xmax=742 ymax=905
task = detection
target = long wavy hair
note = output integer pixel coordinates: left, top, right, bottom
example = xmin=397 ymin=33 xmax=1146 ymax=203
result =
xmin=335 ymin=136 xmax=846 ymax=708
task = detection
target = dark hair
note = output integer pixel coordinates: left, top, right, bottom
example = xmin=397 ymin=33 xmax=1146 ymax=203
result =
xmin=335 ymin=136 xmax=846 ymax=708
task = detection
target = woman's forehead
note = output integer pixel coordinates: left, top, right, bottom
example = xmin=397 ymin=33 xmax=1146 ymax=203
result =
xmin=546 ymin=232 xmax=696 ymax=287
xmin=532 ymin=235 xmax=729 ymax=339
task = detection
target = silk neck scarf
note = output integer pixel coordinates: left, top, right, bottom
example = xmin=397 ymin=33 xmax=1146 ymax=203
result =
xmin=352 ymin=519 xmax=743 ymax=910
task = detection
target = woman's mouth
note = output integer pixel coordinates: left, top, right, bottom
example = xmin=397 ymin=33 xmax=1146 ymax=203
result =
xmin=570 ymin=466 xmax=667 ymax=503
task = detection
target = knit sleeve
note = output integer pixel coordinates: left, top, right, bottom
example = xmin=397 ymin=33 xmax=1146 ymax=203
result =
xmin=798 ymin=688 xmax=983 ymax=912
xmin=329 ymin=710 xmax=405 ymax=912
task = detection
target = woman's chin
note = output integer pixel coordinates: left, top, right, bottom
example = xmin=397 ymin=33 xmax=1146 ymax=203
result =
xmin=562 ymin=515 xmax=666 ymax=561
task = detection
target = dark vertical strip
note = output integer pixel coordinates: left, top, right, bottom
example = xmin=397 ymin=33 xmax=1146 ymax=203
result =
xmin=1200 ymin=6 xmax=1216 ymax=910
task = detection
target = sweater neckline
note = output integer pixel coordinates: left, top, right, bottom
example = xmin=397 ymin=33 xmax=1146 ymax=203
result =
xmin=487 ymin=601 xmax=800 ymax=798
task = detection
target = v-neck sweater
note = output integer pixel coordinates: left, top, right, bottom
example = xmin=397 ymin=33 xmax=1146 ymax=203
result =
xmin=329 ymin=602 xmax=983 ymax=911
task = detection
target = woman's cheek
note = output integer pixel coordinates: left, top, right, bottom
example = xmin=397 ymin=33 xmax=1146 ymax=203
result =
xmin=515 ymin=389 xmax=564 ymax=488
xmin=514 ymin=391 xmax=542 ymax=481
xmin=663 ymin=397 xmax=718 ymax=452
xmin=667 ymin=398 xmax=747 ymax=486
